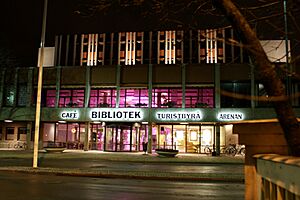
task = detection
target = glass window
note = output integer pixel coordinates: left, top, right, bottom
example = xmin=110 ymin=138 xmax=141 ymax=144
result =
xmin=0 ymin=127 xmax=2 ymax=140
xmin=5 ymin=127 xmax=14 ymax=140
xmin=59 ymin=89 xmax=84 ymax=107
xmin=3 ymin=85 xmax=15 ymax=106
xmin=256 ymin=83 xmax=272 ymax=107
xmin=42 ymin=89 xmax=56 ymax=107
xmin=185 ymin=88 xmax=214 ymax=108
xmin=221 ymin=82 xmax=251 ymax=108
xmin=89 ymin=89 xmax=116 ymax=108
xmin=119 ymin=89 xmax=148 ymax=108
xmin=17 ymin=85 xmax=27 ymax=106
xmin=152 ymin=88 xmax=182 ymax=108
xmin=17 ymin=127 xmax=27 ymax=141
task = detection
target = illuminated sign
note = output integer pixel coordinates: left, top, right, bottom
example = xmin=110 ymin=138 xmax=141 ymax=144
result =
xmin=217 ymin=112 xmax=244 ymax=121
xmin=90 ymin=108 xmax=144 ymax=121
xmin=155 ymin=110 xmax=202 ymax=122
xmin=60 ymin=110 xmax=79 ymax=120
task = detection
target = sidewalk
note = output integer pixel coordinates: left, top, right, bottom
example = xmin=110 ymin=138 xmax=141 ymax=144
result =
xmin=0 ymin=150 xmax=245 ymax=182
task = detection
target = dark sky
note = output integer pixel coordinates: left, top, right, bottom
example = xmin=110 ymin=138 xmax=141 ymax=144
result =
xmin=0 ymin=0 xmax=297 ymax=68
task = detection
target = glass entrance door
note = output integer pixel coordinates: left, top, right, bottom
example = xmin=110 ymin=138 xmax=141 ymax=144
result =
xmin=105 ymin=124 xmax=138 ymax=152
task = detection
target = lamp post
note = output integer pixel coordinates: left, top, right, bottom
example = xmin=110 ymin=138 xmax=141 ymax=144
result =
xmin=33 ymin=0 xmax=48 ymax=168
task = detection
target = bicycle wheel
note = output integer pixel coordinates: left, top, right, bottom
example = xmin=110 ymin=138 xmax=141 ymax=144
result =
xmin=240 ymin=148 xmax=246 ymax=156
xmin=204 ymin=146 xmax=211 ymax=154
xmin=226 ymin=147 xmax=236 ymax=156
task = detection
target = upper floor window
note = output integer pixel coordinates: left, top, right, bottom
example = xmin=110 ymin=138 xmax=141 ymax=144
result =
xmin=17 ymin=85 xmax=27 ymax=107
xmin=185 ymin=88 xmax=214 ymax=108
xmin=119 ymin=88 xmax=148 ymax=108
xmin=3 ymin=85 xmax=15 ymax=107
xmin=152 ymin=88 xmax=182 ymax=108
xmin=221 ymin=82 xmax=251 ymax=108
xmin=119 ymin=32 xmax=144 ymax=65
xmin=59 ymin=89 xmax=85 ymax=107
xmin=89 ymin=89 xmax=117 ymax=108
xmin=80 ymin=33 xmax=105 ymax=66
xmin=260 ymin=40 xmax=290 ymax=63
xmin=43 ymin=89 xmax=56 ymax=107
xmin=198 ymin=29 xmax=225 ymax=64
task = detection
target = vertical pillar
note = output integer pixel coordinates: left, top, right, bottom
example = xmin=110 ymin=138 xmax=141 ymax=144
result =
xmin=182 ymin=64 xmax=186 ymax=108
xmin=214 ymin=63 xmax=220 ymax=108
xmin=215 ymin=124 xmax=220 ymax=156
xmin=147 ymin=64 xmax=153 ymax=154
xmin=84 ymin=122 xmax=90 ymax=151
xmin=116 ymin=65 xmax=121 ymax=108
xmin=84 ymin=66 xmax=91 ymax=108
xmin=26 ymin=122 xmax=32 ymax=150
xmin=55 ymin=66 xmax=61 ymax=108
xmin=214 ymin=63 xmax=221 ymax=156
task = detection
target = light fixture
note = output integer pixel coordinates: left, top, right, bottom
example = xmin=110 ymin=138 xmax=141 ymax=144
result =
xmin=4 ymin=119 xmax=13 ymax=123
xmin=93 ymin=121 xmax=101 ymax=124
xmin=133 ymin=122 xmax=141 ymax=127
xmin=141 ymin=122 xmax=148 ymax=124
xmin=58 ymin=120 xmax=66 ymax=123
xmin=180 ymin=122 xmax=189 ymax=125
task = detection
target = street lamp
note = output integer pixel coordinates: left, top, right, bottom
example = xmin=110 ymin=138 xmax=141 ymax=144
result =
xmin=33 ymin=0 xmax=48 ymax=168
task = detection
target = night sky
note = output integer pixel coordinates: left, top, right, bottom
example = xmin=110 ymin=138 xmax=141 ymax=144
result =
xmin=0 ymin=0 xmax=298 ymax=68
xmin=0 ymin=0 xmax=230 ymax=67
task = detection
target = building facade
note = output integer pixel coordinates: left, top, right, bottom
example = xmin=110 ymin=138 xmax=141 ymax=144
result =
xmin=0 ymin=28 xmax=298 ymax=154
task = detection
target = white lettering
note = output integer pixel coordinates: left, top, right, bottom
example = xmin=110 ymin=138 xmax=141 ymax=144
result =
xmin=60 ymin=110 xmax=79 ymax=120
xmin=155 ymin=111 xmax=202 ymax=121
xmin=218 ymin=113 xmax=244 ymax=121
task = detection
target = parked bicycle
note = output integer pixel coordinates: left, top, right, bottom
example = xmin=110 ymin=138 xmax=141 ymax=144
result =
xmin=222 ymin=144 xmax=245 ymax=156
xmin=204 ymin=145 xmax=212 ymax=155
xmin=13 ymin=141 xmax=27 ymax=149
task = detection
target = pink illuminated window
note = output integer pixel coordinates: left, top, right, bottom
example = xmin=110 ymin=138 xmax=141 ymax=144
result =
xmin=119 ymin=89 xmax=148 ymax=108
xmin=59 ymin=89 xmax=85 ymax=107
xmin=89 ymin=89 xmax=116 ymax=108
xmin=152 ymin=88 xmax=182 ymax=108
xmin=185 ymin=88 xmax=214 ymax=108
xmin=45 ymin=90 xmax=56 ymax=107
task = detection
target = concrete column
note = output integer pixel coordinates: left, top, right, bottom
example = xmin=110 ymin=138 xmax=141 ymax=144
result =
xmin=147 ymin=123 xmax=152 ymax=154
xmin=214 ymin=64 xmax=221 ymax=156
xmin=55 ymin=66 xmax=61 ymax=108
xmin=181 ymin=64 xmax=186 ymax=108
xmin=84 ymin=122 xmax=90 ymax=151
xmin=214 ymin=63 xmax=220 ymax=108
xmin=215 ymin=124 xmax=220 ymax=156
xmin=147 ymin=64 xmax=153 ymax=154
xmin=84 ymin=66 xmax=91 ymax=108
xmin=116 ymin=65 xmax=121 ymax=108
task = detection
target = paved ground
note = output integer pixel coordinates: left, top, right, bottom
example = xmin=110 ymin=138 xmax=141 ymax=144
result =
xmin=0 ymin=150 xmax=245 ymax=182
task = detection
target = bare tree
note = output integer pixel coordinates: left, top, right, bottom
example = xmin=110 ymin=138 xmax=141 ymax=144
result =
xmin=211 ymin=0 xmax=300 ymax=156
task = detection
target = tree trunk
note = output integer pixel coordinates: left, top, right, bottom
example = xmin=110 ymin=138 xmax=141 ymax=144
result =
xmin=212 ymin=0 xmax=300 ymax=156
